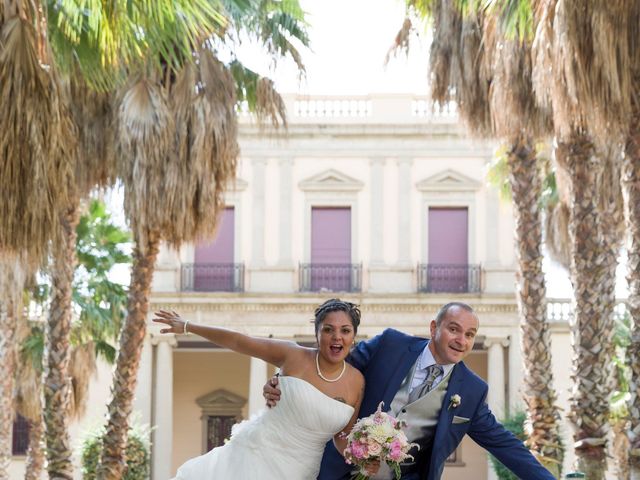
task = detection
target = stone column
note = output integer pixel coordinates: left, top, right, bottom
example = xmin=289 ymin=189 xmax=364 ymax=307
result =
xmin=133 ymin=334 xmax=153 ymax=426
xmin=485 ymin=337 xmax=508 ymax=480
xmin=152 ymin=335 xmax=177 ymax=480
xmin=507 ymin=330 xmax=523 ymax=412
xmin=397 ymin=158 xmax=412 ymax=265
xmin=370 ymin=157 xmax=385 ymax=266
xmin=248 ymin=357 xmax=269 ymax=416
xmin=278 ymin=157 xmax=293 ymax=266
xmin=485 ymin=337 xmax=509 ymax=417
xmin=252 ymin=158 xmax=267 ymax=268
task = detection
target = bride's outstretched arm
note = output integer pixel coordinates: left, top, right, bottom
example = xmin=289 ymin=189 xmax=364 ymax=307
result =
xmin=153 ymin=309 xmax=299 ymax=367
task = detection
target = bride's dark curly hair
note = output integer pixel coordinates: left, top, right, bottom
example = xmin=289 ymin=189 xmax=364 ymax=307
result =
xmin=313 ymin=298 xmax=361 ymax=336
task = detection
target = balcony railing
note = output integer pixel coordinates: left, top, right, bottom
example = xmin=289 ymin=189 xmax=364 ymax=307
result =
xmin=181 ymin=263 xmax=245 ymax=292
xmin=299 ymin=263 xmax=362 ymax=293
xmin=418 ymin=264 xmax=482 ymax=293
xmin=547 ymin=299 xmax=628 ymax=323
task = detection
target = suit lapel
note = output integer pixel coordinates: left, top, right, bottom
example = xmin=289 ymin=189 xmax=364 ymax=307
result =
xmin=381 ymin=339 xmax=427 ymax=408
xmin=430 ymin=362 xmax=465 ymax=462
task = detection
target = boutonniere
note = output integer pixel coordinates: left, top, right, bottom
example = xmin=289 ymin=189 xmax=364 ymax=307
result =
xmin=448 ymin=394 xmax=461 ymax=410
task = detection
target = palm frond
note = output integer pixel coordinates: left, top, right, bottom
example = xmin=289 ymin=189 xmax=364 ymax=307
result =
xmin=68 ymin=342 xmax=96 ymax=419
xmin=533 ymin=0 xmax=633 ymax=144
xmin=15 ymin=320 xmax=43 ymax=421
xmin=48 ymin=0 xmax=234 ymax=90
xmin=484 ymin=0 xmax=535 ymax=41
xmin=118 ymin=78 xmax=176 ymax=251
xmin=385 ymin=18 xmax=413 ymax=66
xmin=0 ymin=13 xmax=75 ymax=262
xmin=69 ymin=78 xmax=117 ymax=193
xmin=229 ymin=60 xmax=286 ymax=126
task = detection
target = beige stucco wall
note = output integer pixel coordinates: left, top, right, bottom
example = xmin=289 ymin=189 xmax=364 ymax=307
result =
xmin=172 ymin=351 xmax=250 ymax=475
xmin=9 ymin=359 xmax=114 ymax=480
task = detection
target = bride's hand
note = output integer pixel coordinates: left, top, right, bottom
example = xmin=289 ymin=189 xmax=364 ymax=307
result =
xmin=263 ymin=375 xmax=281 ymax=408
xmin=153 ymin=309 xmax=186 ymax=334
xmin=364 ymin=459 xmax=381 ymax=476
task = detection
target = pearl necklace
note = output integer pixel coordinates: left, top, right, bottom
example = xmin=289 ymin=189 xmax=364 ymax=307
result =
xmin=315 ymin=352 xmax=346 ymax=382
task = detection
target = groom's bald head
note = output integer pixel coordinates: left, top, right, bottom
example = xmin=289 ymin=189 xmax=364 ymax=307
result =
xmin=434 ymin=302 xmax=478 ymax=327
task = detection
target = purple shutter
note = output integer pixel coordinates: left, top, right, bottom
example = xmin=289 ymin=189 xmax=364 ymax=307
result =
xmin=193 ymin=207 xmax=235 ymax=291
xmin=428 ymin=207 xmax=469 ymax=292
xmin=311 ymin=207 xmax=351 ymax=291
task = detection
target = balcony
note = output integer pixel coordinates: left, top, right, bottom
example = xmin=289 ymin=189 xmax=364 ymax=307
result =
xmin=299 ymin=263 xmax=362 ymax=293
xmin=418 ymin=264 xmax=482 ymax=294
xmin=181 ymin=263 xmax=245 ymax=292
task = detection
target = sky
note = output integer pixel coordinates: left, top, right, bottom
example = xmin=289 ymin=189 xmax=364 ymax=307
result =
xmin=237 ymin=0 xmax=432 ymax=95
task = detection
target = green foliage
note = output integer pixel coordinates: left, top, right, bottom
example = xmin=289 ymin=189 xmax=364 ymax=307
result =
xmin=47 ymin=0 xmax=242 ymax=90
xmin=539 ymin=165 xmax=559 ymax=210
xmin=404 ymin=0 xmax=534 ymax=40
xmin=23 ymin=199 xmax=130 ymax=366
xmin=224 ymin=0 xmax=309 ymax=109
xmin=20 ymin=323 xmax=45 ymax=373
xmin=47 ymin=0 xmax=309 ymax=97
xmin=80 ymin=422 xmax=151 ymax=480
xmin=486 ymin=145 xmax=512 ymax=202
xmin=72 ymin=199 xmax=131 ymax=363
xmin=483 ymin=0 xmax=534 ymax=41
xmin=489 ymin=411 xmax=527 ymax=480
xmin=610 ymin=311 xmax=631 ymax=421
xmin=485 ymin=142 xmax=556 ymax=209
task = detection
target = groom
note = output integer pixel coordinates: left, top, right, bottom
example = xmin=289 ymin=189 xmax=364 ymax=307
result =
xmin=264 ymin=302 xmax=555 ymax=479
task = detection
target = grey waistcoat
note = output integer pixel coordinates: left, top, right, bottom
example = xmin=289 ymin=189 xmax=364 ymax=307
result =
xmin=372 ymin=360 xmax=452 ymax=480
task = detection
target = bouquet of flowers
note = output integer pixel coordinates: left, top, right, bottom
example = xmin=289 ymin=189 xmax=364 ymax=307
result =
xmin=343 ymin=402 xmax=416 ymax=479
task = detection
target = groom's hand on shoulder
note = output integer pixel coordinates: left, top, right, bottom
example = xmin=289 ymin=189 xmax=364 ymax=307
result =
xmin=263 ymin=374 xmax=281 ymax=408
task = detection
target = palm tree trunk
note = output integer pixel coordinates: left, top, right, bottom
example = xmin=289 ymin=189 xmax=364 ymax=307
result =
xmin=0 ymin=253 xmax=26 ymax=477
xmin=506 ymin=135 xmax=564 ymax=477
xmin=97 ymin=232 xmax=160 ymax=480
xmin=44 ymin=203 xmax=80 ymax=479
xmin=556 ymin=132 xmax=617 ymax=479
xmin=25 ymin=415 xmax=45 ymax=480
xmin=623 ymin=106 xmax=640 ymax=480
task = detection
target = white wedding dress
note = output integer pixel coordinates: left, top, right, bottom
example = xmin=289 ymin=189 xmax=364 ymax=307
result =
xmin=173 ymin=376 xmax=354 ymax=479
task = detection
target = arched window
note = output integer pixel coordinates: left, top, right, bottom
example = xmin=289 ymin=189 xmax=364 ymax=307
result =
xmin=196 ymin=389 xmax=247 ymax=453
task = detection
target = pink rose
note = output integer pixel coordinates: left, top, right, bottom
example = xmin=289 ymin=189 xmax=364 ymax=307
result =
xmin=387 ymin=439 xmax=404 ymax=462
xmin=367 ymin=441 xmax=382 ymax=456
xmin=350 ymin=441 xmax=369 ymax=460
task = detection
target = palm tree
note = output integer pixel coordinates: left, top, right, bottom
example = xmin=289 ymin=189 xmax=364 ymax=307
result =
xmin=625 ymin=117 xmax=640 ymax=479
xmin=93 ymin=4 xmax=309 ymax=477
xmin=622 ymin=7 xmax=640 ymax=478
xmin=1 ymin=0 xmax=305 ymax=475
xmin=40 ymin=2 xmax=226 ymax=475
xmin=529 ymin=1 xmax=629 ymax=476
xmin=538 ymin=3 xmax=640 ymax=476
xmin=16 ymin=198 xmax=129 ymax=480
xmin=2 ymin=1 xmax=281 ymax=475
xmin=0 ymin=1 xmax=75 ymax=471
xmin=397 ymin=1 xmax=564 ymax=473
xmin=41 ymin=79 xmax=120 ymax=479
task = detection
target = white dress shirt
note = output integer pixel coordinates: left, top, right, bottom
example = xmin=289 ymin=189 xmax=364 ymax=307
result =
xmin=409 ymin=342 xmax=454 ymax=393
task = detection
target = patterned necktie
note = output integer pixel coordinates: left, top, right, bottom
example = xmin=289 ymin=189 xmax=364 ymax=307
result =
xmin=408 ymin=364 xmax=444 ymax=403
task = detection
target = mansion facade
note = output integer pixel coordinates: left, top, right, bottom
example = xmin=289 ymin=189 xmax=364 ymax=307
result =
xmin=10 ymin=94 xmax=577 ymax=480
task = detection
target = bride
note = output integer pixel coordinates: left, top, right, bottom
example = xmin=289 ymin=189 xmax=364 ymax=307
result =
xmin=153 ymin=299 xmax=367 ymax=480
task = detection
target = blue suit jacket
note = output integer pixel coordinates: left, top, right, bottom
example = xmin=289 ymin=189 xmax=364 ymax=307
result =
xmin=318 ymin=329 xmax=555 ymax=480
